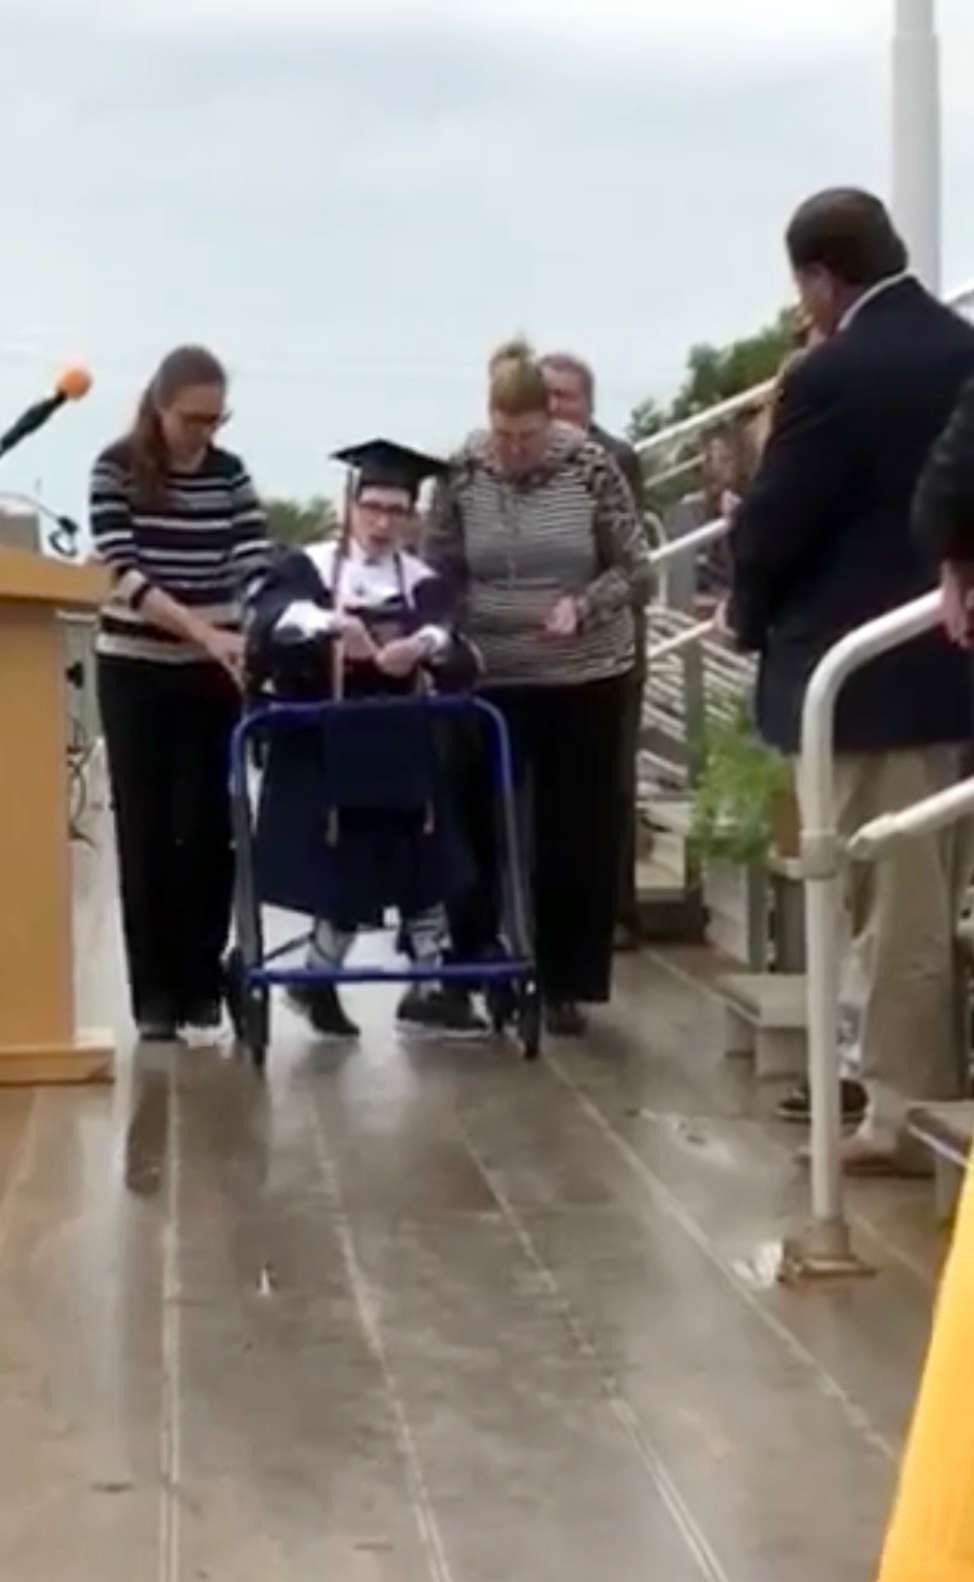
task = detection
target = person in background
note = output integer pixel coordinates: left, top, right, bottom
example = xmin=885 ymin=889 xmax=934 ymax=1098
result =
xmin=91 ymin=345 xmax=270 ymax=1044
xmin=540 ymin=352 xmax=645 ymax=506
xmin=731 ymin=188 xmax=974 ymax=1172
xmin=914 ymin=371 xmax=974 ymax=649
xmin=694 ymin=421 xmax=760 ymax=607
xmin=426 ymin=339 xmax=652 ymax=1036
xmin=540 ymin=350 xmax=652 ymax=951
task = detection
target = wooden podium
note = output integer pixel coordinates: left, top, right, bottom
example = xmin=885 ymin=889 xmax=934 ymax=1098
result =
xmin=0 ymin=546 xmax=114 ymax=1083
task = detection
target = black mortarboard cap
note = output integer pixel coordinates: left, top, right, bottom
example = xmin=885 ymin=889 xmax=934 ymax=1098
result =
xmin=332 ymin=438 xmax=449 ymax=501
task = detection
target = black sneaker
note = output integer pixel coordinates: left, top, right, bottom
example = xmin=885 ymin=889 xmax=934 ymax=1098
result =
xmin=396 ymin=986 xmax=488 ymax=1038
xmin=545 ymin=1000 xmax=588 ymax=1038
xmin=288 ymin=984 xmax=360 ymax=1041
xmin=613 ymin=922 xmax=642 ymax=954
xmin=136 ymin=1015 xmax=178 ymax=1044
xmin=775 ymin=1079 xmax=868 ymax=1126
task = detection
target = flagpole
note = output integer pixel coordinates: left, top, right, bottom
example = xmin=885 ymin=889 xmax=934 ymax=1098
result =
xmin=892 ymin=0 xmax=942 ymax=292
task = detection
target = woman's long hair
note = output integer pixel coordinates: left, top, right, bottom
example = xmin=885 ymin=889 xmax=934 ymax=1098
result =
xmin=127 ymin=345 xmax=226 ymax=507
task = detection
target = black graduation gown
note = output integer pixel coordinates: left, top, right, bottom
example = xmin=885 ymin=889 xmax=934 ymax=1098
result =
xmin=245 ymin=541 xmax=479 ymax=928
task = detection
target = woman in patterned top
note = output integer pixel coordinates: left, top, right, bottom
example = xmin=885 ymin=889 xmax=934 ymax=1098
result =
xmin=426 ymin=339 xmax=652 ymax=1036
xmin=90 ymin=345 xmax=269 ymax=1044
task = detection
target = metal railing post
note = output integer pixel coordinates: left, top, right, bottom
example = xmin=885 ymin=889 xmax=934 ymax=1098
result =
xmin=639 ymin=532 xmax=957 ymax=1278
xmin=784 ymin=590 xmax=941 ymax=1278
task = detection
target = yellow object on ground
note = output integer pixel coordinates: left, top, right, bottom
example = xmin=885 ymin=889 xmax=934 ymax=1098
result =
xmin=878 ymin=1158 xmax=974 ymax=1581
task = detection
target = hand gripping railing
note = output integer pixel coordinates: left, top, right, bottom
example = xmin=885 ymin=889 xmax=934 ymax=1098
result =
xmin=785 ymin=589 xmax=942 ymax=1279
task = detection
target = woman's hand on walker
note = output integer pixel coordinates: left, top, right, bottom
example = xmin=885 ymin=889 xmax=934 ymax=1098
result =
xmin=336 ymin=614 xmax=378 ymax=662
xmin=201 ymin=627 xmax=246 ymax=686
xmin=542 ymin=595 xmax=581 ymax=639
xmin=376 ymin=635 xmax=425 ymax=678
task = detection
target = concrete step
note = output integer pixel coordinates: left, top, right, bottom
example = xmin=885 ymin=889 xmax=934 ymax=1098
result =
xmin=717 ymin=972 xmax=807 ymax=1081
xmin=908 ymin=1101 xmax=974 ymax=1222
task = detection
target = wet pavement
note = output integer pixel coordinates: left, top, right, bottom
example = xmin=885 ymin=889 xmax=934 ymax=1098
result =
xmin=0 ymin=823 xmax=946 ymax=1579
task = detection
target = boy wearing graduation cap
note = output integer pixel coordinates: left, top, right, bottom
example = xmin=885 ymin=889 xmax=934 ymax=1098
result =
xmin=245 ymin=440 xmax=486 ymax=1040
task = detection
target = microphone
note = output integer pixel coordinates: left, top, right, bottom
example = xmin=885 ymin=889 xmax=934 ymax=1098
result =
xmin=0 ymin=366 xmax=92 ymax=461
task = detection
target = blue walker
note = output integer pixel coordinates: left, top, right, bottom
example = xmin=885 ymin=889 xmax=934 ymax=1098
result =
xmin=223 ymin=693 xmax=541 ymax=1068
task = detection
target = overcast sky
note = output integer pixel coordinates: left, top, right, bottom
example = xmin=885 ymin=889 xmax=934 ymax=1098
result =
xmin=3 ymin=0 xmax=974 ymax=524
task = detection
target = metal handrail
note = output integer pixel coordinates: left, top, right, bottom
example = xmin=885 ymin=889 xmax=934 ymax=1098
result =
xmin=645 ymin=454 xmax=704 ymax=493
xmin=635 ymin=278 xmax=974 ymax=465
xmin=636 ymin=385 xmax=775 ymax=460
xmin=848 ymin=774 xmax=974 ymax=859
xmin=646 ymin=619 xmax=717 ymax=664
xmin=792 ymin=589 xmax=942 ymax=1277
xmin=640 ymin=553 xmax=958 ymax=1273
xmin=648 ymin=514 xmax=728 ymax=568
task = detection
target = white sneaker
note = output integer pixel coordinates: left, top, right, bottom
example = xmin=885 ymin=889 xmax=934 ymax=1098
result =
xmin=180 ymin=1005 xmax=233 ymax=1049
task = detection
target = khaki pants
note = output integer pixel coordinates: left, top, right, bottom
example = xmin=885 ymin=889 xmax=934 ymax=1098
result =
xmin=798 ymin=746 xmax=974 ymax=1138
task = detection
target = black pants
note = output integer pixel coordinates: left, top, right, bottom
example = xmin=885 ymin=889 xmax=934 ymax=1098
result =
xmin=98 ymin=657 xmax=240 ymax=1024
xmin=616 ymin=664 xmax=645 ymax=933
xmin=451 ymin=675 xmax=628 ymax=1004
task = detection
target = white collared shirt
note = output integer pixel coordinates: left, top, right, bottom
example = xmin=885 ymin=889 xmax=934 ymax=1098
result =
xmin=838 ymin=270 xmax=913 ymax=333
xmin=277 ymin=538 xmax=448 ymax=656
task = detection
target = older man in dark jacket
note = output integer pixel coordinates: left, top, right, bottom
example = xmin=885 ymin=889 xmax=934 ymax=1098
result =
xmin=732 ymin=189 xmax=974 ymax=1173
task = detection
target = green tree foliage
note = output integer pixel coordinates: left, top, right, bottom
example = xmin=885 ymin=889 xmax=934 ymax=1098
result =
xmin=667 ymin=308 xmax=798 ymax=422
xmin=627 ymin=396 xmax=668 ymax=445
xmin=266 ymin=495 xmax=338 ymax=548
xmin=629 ymin=308 xmax=799 ymax=444
xmin=629 ymin=307 xmax=801 ymax=508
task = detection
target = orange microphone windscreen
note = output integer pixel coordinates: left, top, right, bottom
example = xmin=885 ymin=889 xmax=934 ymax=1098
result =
xmin=56 ymin=366 xmax=92 ymax=401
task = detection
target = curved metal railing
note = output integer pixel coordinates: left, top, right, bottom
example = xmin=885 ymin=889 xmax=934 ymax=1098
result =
xmin=634 ymin=277 xmax=974 ymax=471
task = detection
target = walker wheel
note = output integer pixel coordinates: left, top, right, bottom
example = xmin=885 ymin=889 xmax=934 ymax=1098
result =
xmin=485 ymin=979 xmax=518 ymax=1036
xmin=519 ymin=986 xmax=542 ymax=1062
xmin=224 ymin=948 xmax=269 ymax=1070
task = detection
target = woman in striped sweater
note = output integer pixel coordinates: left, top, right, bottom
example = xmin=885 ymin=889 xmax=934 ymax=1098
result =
xmin=90 ymin=345 xmax=269 ymax=1043
xmin=426 ymin=340 xmax=652 ymax=1036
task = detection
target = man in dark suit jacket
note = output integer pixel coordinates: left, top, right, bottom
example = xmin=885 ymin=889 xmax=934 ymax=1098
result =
xmin=541 ymin=352 xmax=651 ymax=951
xmin=732 ymin=188 xmax=974 ymax=1173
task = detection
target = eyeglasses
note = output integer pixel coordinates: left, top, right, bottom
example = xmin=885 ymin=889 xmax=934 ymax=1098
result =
xmin=356 ymin=499 xmax=413 ymax=523
xmin=174 ymin=409 xmax=231 ymax=432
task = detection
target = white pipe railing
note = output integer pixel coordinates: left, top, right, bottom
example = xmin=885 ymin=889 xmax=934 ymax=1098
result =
xmin=646 ymin=619 xmax=717 ymax=665
xmin=643 ymin=512 xmax=732 ymax=667
xmin=645 ymin=454 xmax=704 ymax=492
xmin=949 ymin=278 xmax=974 ymax=313
xmin=639 ymin=521 xmax=956 ymax=1273
xmin=794 ymin=589 xmax=941 ymax=1274
xmin=635 ymin=279 xmax=974 ymax=467
xmin=648 ymin=515 xmax=728 ymax=568
xmin=636 ymin=386 xmax=775 ymax=460
xmin=848 ymin=774 xmax=974 ymax=860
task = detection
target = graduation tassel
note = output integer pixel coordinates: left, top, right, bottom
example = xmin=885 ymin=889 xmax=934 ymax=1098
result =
xmin=326 ymin=638 xmax=345 ymax=847
xmin=413 ymin=665 xmax=435 ymax=837
xmin=326 ymin=478 xmax=353 ymax=849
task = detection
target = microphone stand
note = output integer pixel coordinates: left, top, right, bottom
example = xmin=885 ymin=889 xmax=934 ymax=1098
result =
xmin=0 ymin=381 xmax=90 ymax=559
xmin=0 ymin=490 xmax=80 ymax=560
